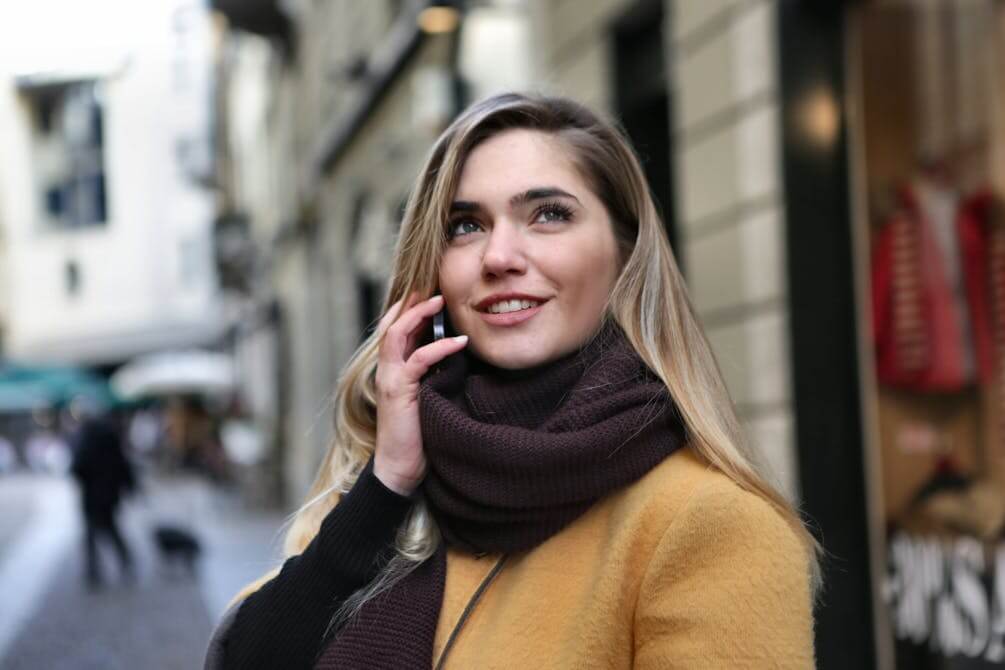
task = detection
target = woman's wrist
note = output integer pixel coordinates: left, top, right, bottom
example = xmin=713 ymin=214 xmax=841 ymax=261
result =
xmin=372 ymin=456 xmax=422 ymax=497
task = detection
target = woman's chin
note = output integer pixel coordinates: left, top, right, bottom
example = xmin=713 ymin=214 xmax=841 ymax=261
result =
xmin=469 ymin=338 xmax=564 ymax=371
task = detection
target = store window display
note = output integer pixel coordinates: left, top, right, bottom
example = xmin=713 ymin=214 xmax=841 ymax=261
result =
xmin=858 ymin=1 xmax=1005 ymax=666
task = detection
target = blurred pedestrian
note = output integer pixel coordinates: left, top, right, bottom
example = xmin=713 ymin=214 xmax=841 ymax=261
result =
xmin=70 ymin=413 xmax=136 ymax=588
xmin=164 ymin=396 xmax=231 ymax=481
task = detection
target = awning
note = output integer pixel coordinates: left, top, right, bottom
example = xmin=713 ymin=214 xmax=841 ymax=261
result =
xmin=111 ymin=350 xmax=235 ymax=400
xmin=0 ymin=364 xmax=119 ymax=413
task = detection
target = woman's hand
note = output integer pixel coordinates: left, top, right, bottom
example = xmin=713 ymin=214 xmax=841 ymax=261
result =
xmin=373 ymin=294 xmax=468 ymax=496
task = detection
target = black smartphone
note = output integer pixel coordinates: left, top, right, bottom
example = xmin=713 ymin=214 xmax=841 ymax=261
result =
xmin=433 ymin=311 xmax=446 ymax=342
xmin=425 ymin=307 xmax=456 ymax=375
xmin=424 ymin=305 xmax=454 ymax=346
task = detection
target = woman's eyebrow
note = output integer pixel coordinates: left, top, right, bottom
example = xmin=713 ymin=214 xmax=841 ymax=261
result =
xmin=449 ymin=187 xmax=580 ymax=214
xmin=449 ymin=200 xmax=481 ymax=214
xmin=509 ymin=187 xmax=580 ymax=207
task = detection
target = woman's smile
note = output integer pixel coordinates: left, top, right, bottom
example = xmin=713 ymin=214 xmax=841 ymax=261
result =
xmin=473 ymin=292 xmax=549 ymax=326
xmin=477 ymin=300 xmax=545 ymax=326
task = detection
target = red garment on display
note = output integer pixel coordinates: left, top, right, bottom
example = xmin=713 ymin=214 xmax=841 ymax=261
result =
xmin=871 ymin=185 xmax=995 ymax=392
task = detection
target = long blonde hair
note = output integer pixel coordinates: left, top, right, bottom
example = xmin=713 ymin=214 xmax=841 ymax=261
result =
xmin=235 ymin=92 xmax=820 ymax=611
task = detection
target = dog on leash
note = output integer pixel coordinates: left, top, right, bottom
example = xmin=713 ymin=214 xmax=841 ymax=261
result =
xmin=152 ymin=525 xmax=202 ymax=577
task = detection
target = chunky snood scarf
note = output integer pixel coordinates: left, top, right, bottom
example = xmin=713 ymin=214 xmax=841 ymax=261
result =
xmin=316 ymin=325 xmax=685 ymax=669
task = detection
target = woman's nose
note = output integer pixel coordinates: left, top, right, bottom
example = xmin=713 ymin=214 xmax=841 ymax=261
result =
xmin=481 ymin=223 xmax=527 ymax=278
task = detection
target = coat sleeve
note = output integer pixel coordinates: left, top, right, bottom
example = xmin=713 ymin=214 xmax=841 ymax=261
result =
xmin=211 ymin=457 xmax=414 ymax=670
xmin=633 ymin=478 xmax=816 ymax=669
xmin=203 ymin=601 xmax=241 ymax=670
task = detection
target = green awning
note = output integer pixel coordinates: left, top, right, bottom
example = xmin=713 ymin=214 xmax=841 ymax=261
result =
xmin=0 ymin=363 xmax=121 ymax=413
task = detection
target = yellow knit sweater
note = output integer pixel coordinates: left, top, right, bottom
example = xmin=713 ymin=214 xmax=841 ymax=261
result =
xmin=431 ymin=447 xmax=815 ymax=669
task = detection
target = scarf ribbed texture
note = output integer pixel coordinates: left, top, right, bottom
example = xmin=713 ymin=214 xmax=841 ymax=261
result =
xmin=316 ymin=325 xmax=685 ymax=669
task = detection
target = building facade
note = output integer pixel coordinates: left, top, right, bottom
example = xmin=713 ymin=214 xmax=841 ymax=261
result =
xmin=214 ymin=0 xmax=798 ymax=515
xmin=214 ymin=1 xmax=1005 ymax=667
xmin=0 ymin=0 xmax=223 ymax=366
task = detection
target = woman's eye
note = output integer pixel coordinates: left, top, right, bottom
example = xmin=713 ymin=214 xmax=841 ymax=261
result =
xmin=533 ymin=204 xmax=574 ymax=224
xmin=448 ymin=219 xmax=482 ymax=239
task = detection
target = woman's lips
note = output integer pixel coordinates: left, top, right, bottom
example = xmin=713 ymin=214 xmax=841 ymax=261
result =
xmin=477 ymin=302 xmax=544 ymax=326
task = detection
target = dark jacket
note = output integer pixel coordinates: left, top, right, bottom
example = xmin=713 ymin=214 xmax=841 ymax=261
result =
xmin=70 ymin=417 xmax=136 ymax=516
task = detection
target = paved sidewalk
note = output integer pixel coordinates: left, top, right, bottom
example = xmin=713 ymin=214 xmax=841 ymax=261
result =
xmin=0 ymin=476 xmax=39 ymax=558
xmin=0 ymin=471 xmax=286 ymax=669
xmin=0 ymin=474 xmax=79 ymax=663
xmin=133 ymin=473 xmax=288 ymax=621
xmin=2 ymin=552 xmax=212 ymax=670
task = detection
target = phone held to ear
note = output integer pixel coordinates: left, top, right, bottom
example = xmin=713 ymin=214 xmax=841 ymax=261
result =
xmin=433 ymin=311 xmax=446 ymax=342
xmin=428 ymin=309 xmax=458 ymax=374
xmin=425 ymin=307 xmax=454 ymax=347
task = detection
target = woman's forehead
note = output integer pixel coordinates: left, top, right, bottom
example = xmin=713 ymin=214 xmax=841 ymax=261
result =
xmin=454 ymin=130 xmax=585 ymax=202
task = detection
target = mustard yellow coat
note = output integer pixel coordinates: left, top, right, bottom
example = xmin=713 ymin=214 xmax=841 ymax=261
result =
xmin=431 ymin=447 xmax=816 ymax=669
xmin=210 ymin=447 xmax=816 ymax=669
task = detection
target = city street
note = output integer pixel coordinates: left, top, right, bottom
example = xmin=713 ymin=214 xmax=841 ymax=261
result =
xmin=2 ymin=0 xmax=998 ymax=665
xmin=0 ymin=472 xmax=286 ymax=669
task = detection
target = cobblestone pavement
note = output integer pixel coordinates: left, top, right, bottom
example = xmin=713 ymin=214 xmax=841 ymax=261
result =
xmin=0 ymin=472 xmax=286 ymax=670
xmin=1 ymin=552 xmax=212 ymax=670
xmin=0 ymin=476 xmax=38 ymax=558
xmin=0 ymin=474 xmax=79 ymax=663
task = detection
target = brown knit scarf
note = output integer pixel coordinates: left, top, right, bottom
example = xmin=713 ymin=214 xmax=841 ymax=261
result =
xmin=316 ymin=324 xmax=685 ymax=669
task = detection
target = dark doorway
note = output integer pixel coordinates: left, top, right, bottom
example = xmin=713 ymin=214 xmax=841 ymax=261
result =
xmin=778 ymin=2 xmax=877 ymax=668
xmin=613 ymin=0 xmax=679 ymax=260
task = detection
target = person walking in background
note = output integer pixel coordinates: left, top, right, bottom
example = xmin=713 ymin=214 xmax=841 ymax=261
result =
xmin=70 ymin=412 xmax=137 ymax=589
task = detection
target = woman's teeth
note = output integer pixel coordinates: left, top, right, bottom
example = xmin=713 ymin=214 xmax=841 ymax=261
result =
xmin=487 ymin=299 xmax=540 ymax=314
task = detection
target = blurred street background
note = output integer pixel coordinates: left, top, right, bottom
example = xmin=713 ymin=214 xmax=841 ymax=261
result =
xmin=1 ymin=0 xmax=1004 ymax=668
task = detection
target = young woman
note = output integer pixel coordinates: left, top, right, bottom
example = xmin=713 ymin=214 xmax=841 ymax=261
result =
xmin=207 ymin=93 xmax=818 ymax=669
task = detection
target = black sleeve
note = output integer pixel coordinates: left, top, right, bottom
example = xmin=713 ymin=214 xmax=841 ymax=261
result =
xmin=221 ymin=458 xmax=414 ymax=670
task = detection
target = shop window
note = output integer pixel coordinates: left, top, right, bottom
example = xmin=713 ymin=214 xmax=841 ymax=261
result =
xmin=852 ymin=2 xmax=1005 ymax=667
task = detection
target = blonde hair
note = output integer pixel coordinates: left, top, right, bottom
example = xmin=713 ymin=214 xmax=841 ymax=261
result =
xmin=233 ymin=92 xmax=820 ymax=613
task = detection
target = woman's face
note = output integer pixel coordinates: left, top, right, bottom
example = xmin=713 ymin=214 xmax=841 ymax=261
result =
xmin=438 ymin=129 xmax=621 ymax=369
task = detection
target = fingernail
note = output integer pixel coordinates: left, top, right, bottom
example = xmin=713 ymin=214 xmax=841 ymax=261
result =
xmin=432 ymin=294 xmax=444 ymax=302
xmin=454 ymin=335 xmax=468 ymax=344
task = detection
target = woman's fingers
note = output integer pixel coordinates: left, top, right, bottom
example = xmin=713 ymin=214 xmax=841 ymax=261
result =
xmin=376 ymin=292 xmax=426 ymax=336
xmin=372 ymin=294 xmax=464 ymax=497
xmin=376 ymin=298 xmax=407 ymax=339
xmin=382 ymin=295 xmax=445 ymax=360
xmin=405 ymin=335 xmax=468 ymax=379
